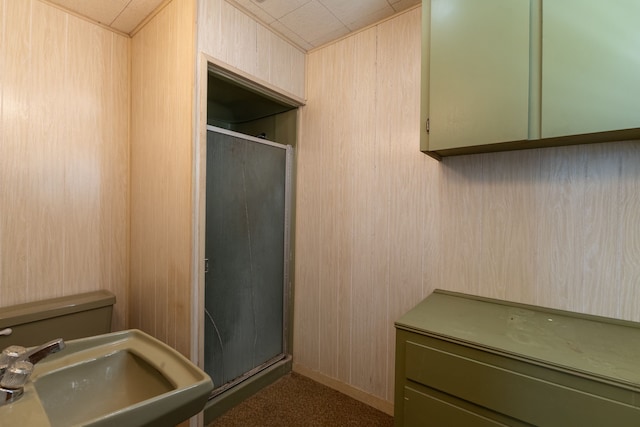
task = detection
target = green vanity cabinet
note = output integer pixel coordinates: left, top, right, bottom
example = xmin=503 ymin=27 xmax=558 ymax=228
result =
xmin=394 ymin=290 xmax=640 ymax=426
xmin=421 ymin=0 xmax=640 ymax=158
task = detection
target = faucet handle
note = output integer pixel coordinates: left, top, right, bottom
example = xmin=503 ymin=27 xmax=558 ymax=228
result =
xmin=0 ymin=346 xmax=27 ymax=365
xmin=0 ymin=361 xmax=33 ymax=390
xmin=0 ymin=346 xmax=27 ymax=377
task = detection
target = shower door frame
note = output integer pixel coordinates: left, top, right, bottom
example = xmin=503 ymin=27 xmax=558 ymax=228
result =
xmin=203 ymin=125 xmax=293 ymax=397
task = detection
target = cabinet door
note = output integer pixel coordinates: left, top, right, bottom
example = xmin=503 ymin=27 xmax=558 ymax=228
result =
xmin=428 ymin=0 xmax=531 ymax=151
xmin=542 ymin=0 xmax=640 ymax=138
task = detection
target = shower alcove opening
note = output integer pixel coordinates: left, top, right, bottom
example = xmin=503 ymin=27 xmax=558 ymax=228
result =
xmin=201 ymin=64 xmax=302 ymax=423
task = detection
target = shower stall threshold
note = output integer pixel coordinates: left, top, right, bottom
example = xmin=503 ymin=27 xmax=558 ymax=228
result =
xmin=204 ymin=355 xmax=292 ymax=424
xmin=209 ymin=353 xmax=287 ymax=399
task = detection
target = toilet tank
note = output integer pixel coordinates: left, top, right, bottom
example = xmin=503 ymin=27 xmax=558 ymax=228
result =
xmin=0 ymin=290 xmax=116 ymax=347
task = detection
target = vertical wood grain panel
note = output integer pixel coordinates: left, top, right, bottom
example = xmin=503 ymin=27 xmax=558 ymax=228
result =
xmin=438 ymin=155 xmax=484 ymax=295
xmin=173 ymin=0 xmax=195 ymax=355
xmin=129 ymin=25 xmax=142 ymax=331
xmin=0 ymin=0 xmax=129 ymax=331
xmin=327 ymin=39 xmax=356 ymax=386
xmin=314 ymin=43 xmax=340 ymax=379
xmin=131 ymin=13 xmax=157 ymax=336
xmin=154 ymin=4 xmax=171 ymax=344
xmin=581 ymin=144 xmax=623 ymax=317
xmin=219 ymin=0 xmax=256 ymax=75
xmin=618 ymin=142 xmax=640 ymax=322
xmin=130 ymin=0 xmax=195 ymax=357
xmin=375 ymin=8 xmax=430 ymax=401
xmin=1 ymin=0 xmax=32 ymax=304
xmin=198 ymin=0 xmax=305 ymax=100
xmin=0 ymin=0 xmax=4 ymax=291
xmin=534 ymin=145 xmax=587 ymax=312
xmin=342 ymin=28 xmax=385 ymax=398
xmin=104 ymin=32 xmax=131 ymax=331
xmin=255 ymin=23 xmax=275 ymax=85
xmin=478 ymin=150 xmax=539 ymax=302
xmin=199 ymin=0 xmax=222 ymax=61
xmin=257 ymin=24 xmax=306 ymax=99
xmin=298 ymin=35 xmax=331 ymax=379
xmin=292 ymin=83 xmax=321 ymax=370
xmin=296 ymin=38 xmax=357 ymax=381
xmin=64 ymin=16 xmax=107 ymax=297
xmin=27 ymin=1 xmax=66 ymax=302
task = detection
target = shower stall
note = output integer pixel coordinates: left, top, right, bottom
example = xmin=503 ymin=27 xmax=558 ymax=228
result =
xmin=204 ymin=126 xmax=292 ymax=395
xmin=202 ymin=68 xmax=300 ymax=421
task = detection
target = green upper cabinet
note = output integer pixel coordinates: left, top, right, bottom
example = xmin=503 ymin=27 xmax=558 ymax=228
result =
xmin=425 ymin=0 xmax=531 ymax=154
xmin=542 ymin=0 xmax=640 ymax=138
xmin=422 ymin=0 xmax=640 ymax=158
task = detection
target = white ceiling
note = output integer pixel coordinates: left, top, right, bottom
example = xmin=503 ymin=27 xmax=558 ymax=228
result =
xmin=46 ymin=0 xmax=420 ymax=50
xmin=46 ymin=0 xmax=166 ymax=34
xmin=227 ymin=0 xmax=421 ymax=50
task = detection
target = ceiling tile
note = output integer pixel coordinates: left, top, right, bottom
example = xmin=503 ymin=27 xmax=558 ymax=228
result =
xmin=308 ymin=25 xmax=350 ymax=48
xmin=229 ymin=0 xmax=277 ymax=24
xmin=251 ymin=0 xmax=310 ymax=20
xmin=110 ymin=0 xmax=165 ymax=34
xmin=346 ymin=6 xmax=395 ymax=31
xmin=390 ymin=0 xmax=422 ymax=13
xmin=319 ymin=0 xmax=390 ymax=26
xmin=47 ymin=0 xmax=129 ymax=25
xmin=270 ymin=21 xmax=314 ymax=51
xmin=279 ymin=1 xmax=347 ymax=45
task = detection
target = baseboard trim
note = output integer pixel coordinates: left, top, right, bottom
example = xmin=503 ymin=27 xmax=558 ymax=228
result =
xmin=292 ymin=363 xmax=394 ymax=416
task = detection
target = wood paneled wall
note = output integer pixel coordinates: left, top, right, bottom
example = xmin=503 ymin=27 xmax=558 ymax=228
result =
xmin=130 ymin=0 xmax=195 ymax=357
xmin=296 ymin=5 xmax=640 ymax=412
xmin=0 ymin=0 xmax=130 ymax=331
xmin=198 ymin=0 xmax=305 ymax=100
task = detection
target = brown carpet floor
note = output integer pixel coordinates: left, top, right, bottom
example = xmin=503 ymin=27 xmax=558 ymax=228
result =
xmin=207 ymin=372 xmax=394 ymax=427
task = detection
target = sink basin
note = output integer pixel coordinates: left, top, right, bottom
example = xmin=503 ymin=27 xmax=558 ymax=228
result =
xmin=0 ymin=330 xmax=213 ymax=427
xmin=35 ymin=350 xmax=175 ymax=426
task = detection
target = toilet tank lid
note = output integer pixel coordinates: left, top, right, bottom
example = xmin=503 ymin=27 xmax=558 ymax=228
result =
xmin=0 ymin=290 xmax=116 ymax=327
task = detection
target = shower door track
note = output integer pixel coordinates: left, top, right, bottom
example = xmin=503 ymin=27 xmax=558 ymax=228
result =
xmin=209 ymin=353 xmax=287 ymax=399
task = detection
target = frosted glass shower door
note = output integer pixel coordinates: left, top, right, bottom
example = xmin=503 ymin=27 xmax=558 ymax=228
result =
xmin=204 ymin=127 xmax=291 ymax=392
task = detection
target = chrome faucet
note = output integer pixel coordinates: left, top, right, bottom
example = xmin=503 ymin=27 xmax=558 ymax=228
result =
xmin=20 ymin=338 xmax=66 ymax=365
xmin=0 ymin=338 xmax=65 ymax=406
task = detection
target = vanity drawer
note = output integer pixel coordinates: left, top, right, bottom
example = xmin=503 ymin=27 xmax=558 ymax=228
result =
xmin=404 ymin=385 xmax=530 ymax=427
xmin=405 ymin=340 xmax=640 ymax=427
